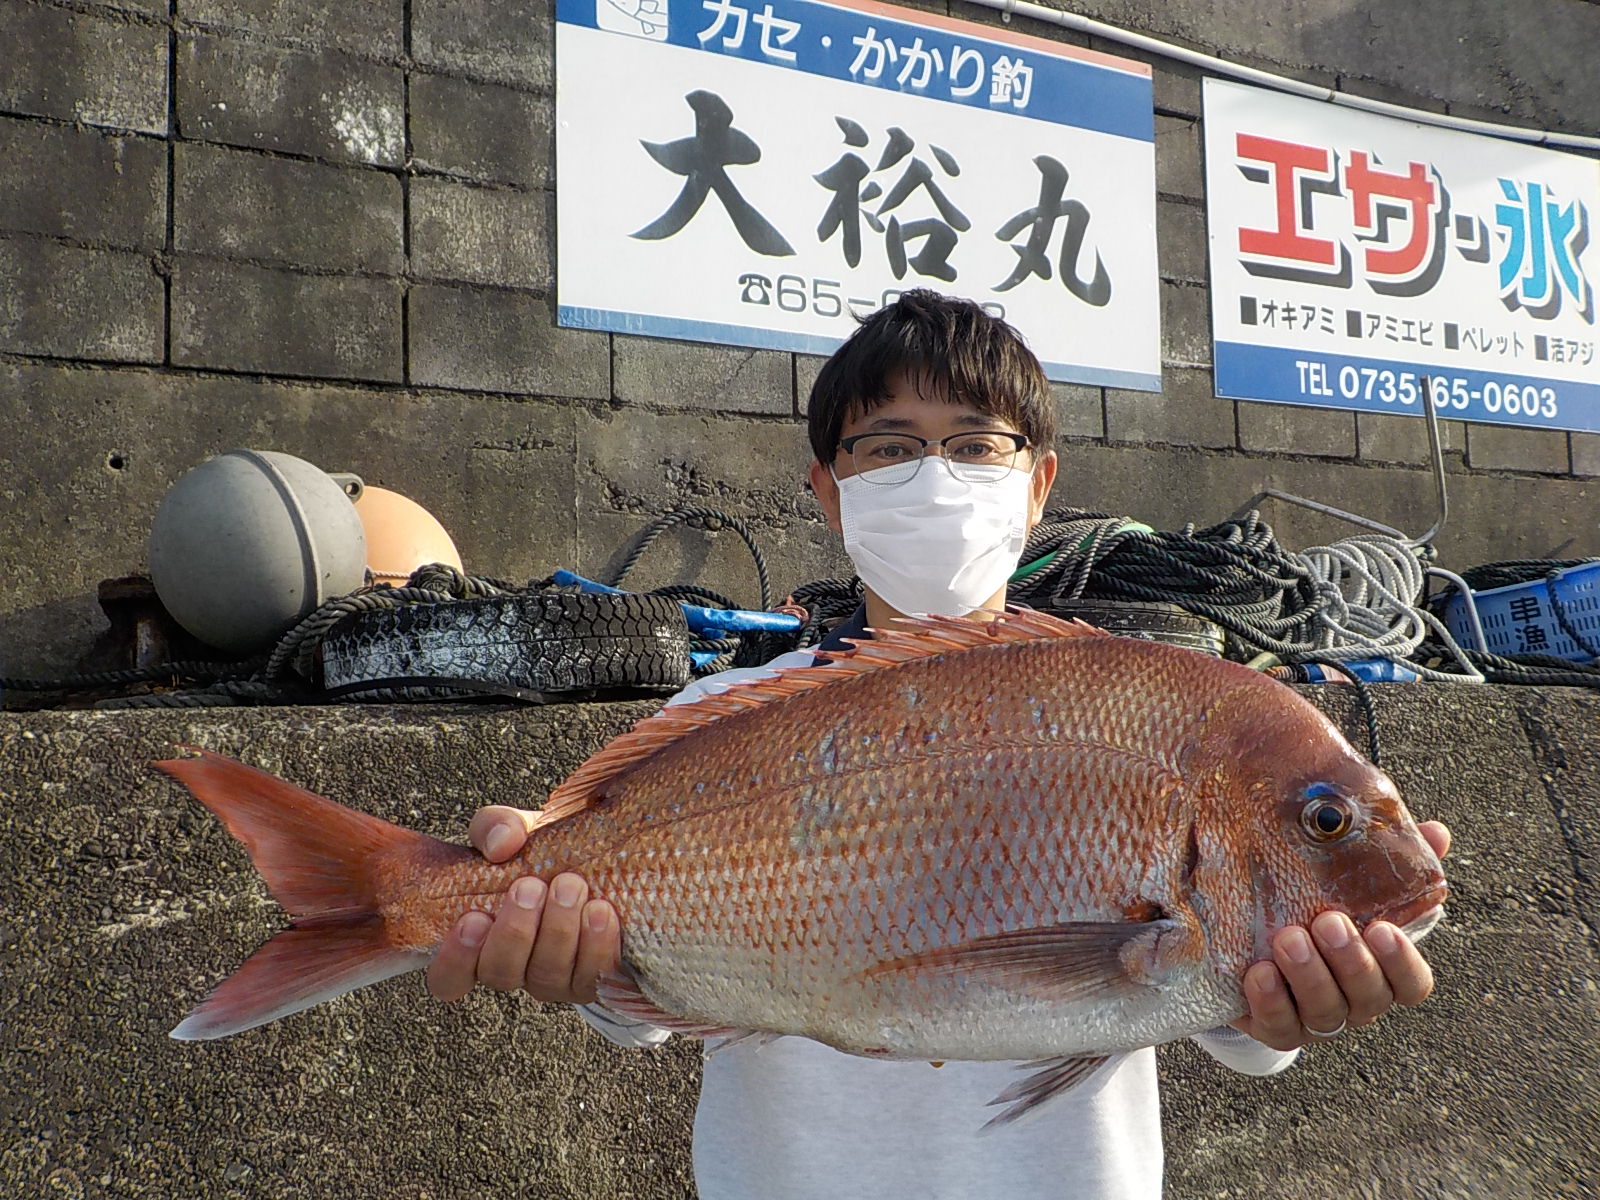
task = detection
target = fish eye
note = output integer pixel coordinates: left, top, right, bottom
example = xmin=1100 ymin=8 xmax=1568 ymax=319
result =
xmin=1301 ymin=796 xmax=1356 ymax=842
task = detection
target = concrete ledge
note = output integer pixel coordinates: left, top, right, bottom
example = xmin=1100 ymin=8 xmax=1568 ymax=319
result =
xmin=3 ymin=685 xmax=1598 ymax=1198
xmin=1 ymin=701 xmax=699 ymax=1200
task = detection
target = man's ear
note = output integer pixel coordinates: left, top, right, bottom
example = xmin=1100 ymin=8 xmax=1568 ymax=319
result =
xmin=808 ymin=459 xmax=843 ymax=534
xmin=1026 ymin=449 xmax=1058 ymax=529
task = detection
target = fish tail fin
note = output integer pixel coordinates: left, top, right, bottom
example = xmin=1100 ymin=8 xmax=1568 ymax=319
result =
xmin=155 ymin=747 xmax=471 ymax=1040
xmin=168 ymin=919 xmax=429 ymax=1041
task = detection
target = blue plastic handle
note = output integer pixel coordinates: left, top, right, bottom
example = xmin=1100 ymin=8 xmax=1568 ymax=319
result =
xmin=1304 ymin=659 xmax=1421 ymax=684
xmin=684 ymin=606 xmax=804 ymax=634
xmin=551 ymin=570 xmax=802 ymax=635
xmin=1343 ymin=658 xmax=1421 ymax=683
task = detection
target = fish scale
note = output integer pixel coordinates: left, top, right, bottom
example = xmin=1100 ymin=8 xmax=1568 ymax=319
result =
xmin=157 ymin=609 xmax=1446 ymax=1123
xmin=540 ymin=701 xmax=1212 ymax=1051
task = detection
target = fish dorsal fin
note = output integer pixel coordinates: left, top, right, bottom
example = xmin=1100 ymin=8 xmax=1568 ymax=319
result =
xmin=530 ymin=610 xmax=1107 ymax=831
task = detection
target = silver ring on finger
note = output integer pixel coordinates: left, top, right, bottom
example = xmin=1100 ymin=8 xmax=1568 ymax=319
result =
xmin=1304 ymin=1017 xmax=1347 ymax=1040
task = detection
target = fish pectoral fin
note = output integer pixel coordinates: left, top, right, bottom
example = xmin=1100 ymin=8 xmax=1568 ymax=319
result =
xmin=856 ymin=920 xmax=1190 ymax=1003
xmin=594 ymin=970 xmax=761 ymax=1042
xmin=982 ymin=1055 xmax=1116 ymax=1130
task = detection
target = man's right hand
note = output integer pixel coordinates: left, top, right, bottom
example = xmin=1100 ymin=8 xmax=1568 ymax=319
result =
xmin=425 ymin=805 xmax=622 ymax=1005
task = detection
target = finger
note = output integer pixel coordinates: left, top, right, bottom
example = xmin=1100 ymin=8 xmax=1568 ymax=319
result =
xmin=1365 ymin=920 xmax=1435 ymax=1008
xmin=523 ymin=873 xmax=590 ymax=1001
xmin=476 ymin=876 xmax=547 ymax=991
xmin=1273 ymin=925 xmax=1349 ymax=1037
xmin=425 ymin=910 xmax=493 ymax=1002
xmin=1419 ymin=820 xmax=1452 ymax=860
xmin=1310 ymin=912 xmax=1393 ymax=1026
xmin=467 ymin=806 xmax=536 ymax=860
xmin=569 ymin=900 xmax=622 ymax=1005
xmin=1236 ymin=961 xmax=1304 ymax=1051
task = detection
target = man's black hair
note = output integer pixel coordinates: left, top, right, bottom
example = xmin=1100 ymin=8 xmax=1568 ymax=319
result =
xmin=806 ymin=289 xmax=1056 ymax=464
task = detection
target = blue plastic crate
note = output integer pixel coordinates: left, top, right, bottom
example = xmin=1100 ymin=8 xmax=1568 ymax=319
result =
xmin=1442 ymin=561 xmax=1600 ymax=662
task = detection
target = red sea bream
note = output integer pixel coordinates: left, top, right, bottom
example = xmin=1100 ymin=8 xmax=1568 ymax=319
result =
xmin=158 ymin=610 xmax=1447 ymax=1123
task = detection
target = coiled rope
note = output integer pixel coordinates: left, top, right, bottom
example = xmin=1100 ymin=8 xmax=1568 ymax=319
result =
xmin=0 ymin=659 xmax=264 ymax=692
xmin=605 ymin=506 xmax=799 ymax=674
xmin=1009 ymin=511 xmax=1484 ymax=681
xmin=1292 ymin=537 xmax=1482 ymax=682
xmin=608 ymin=506 xmax=774 ymax=611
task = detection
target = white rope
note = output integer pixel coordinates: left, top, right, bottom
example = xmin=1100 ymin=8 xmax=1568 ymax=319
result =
xmin=1293 ymin=535 xmax=1485 ymax=683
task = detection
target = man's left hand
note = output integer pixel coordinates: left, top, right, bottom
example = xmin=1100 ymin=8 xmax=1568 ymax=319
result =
xmin=1229 ymin=820 xmax=1452 ymax=1051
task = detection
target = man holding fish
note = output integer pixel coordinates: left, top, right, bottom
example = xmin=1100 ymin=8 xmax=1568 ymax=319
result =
xmin=424 ymin=291 xmax=1451 ymax=1199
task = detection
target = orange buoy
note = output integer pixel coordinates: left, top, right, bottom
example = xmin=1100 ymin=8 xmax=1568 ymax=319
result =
xmin=353 ymin=486 xmax=464 ymax=585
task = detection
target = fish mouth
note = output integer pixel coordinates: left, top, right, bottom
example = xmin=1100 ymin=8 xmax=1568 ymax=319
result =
xmin=1382 ymin=882 xmax=1449 ymax=944
xmin=1369 ymin=876 xmax=1446 ymax=947
xmin=1399 ymin=905 xmax=1445 ymax=943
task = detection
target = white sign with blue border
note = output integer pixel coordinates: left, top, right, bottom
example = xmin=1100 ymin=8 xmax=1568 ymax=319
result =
xmin=1205 ymin=78 xmax=1600 ymax=431
xmin=556 ymin=0 xmax=1161 ymax=390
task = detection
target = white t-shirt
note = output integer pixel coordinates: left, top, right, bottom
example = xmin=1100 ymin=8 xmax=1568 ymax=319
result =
xmin=579 ymin=649 xmax=1299 ymax=1200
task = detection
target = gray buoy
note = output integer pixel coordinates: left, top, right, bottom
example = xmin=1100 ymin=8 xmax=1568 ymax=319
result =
xmin=148 ymin=450 xmax=367 ymax=655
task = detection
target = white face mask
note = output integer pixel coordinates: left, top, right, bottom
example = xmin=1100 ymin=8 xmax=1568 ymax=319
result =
xmin=833 ymin=457 xmax=1034 ymax=617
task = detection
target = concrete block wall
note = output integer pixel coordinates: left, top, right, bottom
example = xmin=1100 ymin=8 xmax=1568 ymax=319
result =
xmin=1056 ymin=0 xmax=1600 ymax=484
xmin=2 ymin=0 xmax=1599 ymax=678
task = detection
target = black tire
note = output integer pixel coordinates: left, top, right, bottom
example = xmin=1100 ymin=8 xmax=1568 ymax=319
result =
xmin=319 ymin=592 xmax=692 ymax=703
xmin=1038 ymin=599 xmax=1226 ymax=658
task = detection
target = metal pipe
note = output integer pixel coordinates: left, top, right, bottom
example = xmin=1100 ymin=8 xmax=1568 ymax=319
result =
xmin=1228 ymin=489 xmax=1409 ymax=541
xmin=969 ymin=0 xmax=1600 ymax=153
xmin=1410 ymin=377 xmax=1450 ymax=548
xmin=1226 ymin=388 xmax=1449 ymax=549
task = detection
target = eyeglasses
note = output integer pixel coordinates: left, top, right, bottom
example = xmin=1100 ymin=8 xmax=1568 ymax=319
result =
xmin=838 ymin=431 xmax=1030 ymax=486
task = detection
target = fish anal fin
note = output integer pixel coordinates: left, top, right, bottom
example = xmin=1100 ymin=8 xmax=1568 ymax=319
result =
xmin=704 ymin=1029 xmax=781 ymax=1056
xmin=983 ymin=1055 xmax=1116 ymax=1130
xmin=593 ymin=970 xmax=757 ymax=1042
xmin=855 ymin=917 xmax=1200 ymax=1003
xmin=541 ymin=611 xmax=1107 ymax=823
